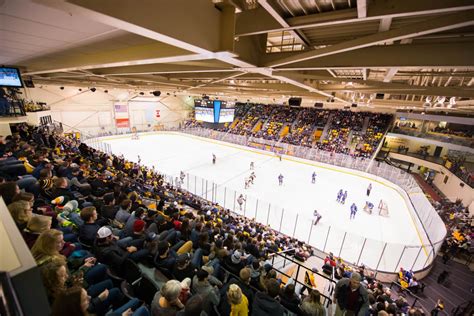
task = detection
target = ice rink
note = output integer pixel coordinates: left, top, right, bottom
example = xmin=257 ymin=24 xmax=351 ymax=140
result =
xmin=100 ymin=132 xmax=429 ymax=271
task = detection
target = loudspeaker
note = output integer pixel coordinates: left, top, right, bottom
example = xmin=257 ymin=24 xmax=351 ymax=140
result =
xmin=375 ymin=93 xmax=385 ymax=100
xmin=288 ymin=97 xmax=302 ymax=106
xmin=152 ymin=91 xmax=161 ymax=97
xmin=314 ymin=102 xmax=323 ymax=108
xmin=351 ymin=103 xmax=358 ymax=108
xmin=23 ymin=78 xmax=35 ymax=88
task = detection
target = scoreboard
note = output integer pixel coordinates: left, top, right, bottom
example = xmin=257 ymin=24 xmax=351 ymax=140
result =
xmin=194 ymin=99 xmax=235 ymax=123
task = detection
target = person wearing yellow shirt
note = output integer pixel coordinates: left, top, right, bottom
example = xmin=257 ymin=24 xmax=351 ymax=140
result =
xmin=227 ymin=284 xmax=249 ymax=316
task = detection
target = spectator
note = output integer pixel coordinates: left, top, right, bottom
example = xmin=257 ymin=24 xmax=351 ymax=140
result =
xmin=279 ymin=283 xmax=301 ymax=314
xmin=151 ymin=279 xmax=185 ymax=315
xmin=334 ymin=272 xmax=369 ymax=316
xmin=300 ymin=289 xmax=326 ymax=316
xmin=192 ymin=268 xmax=220 ymax=314
xmin=93 ymin=226 xmax=148 ymax=275
xmin=8 ymin=200 xmax=33 ymax=230
xmin=78 ymin=206 xmax=101 ymax=247
xmin=252 ymin=278 xmax=285 ymax=315
xmin=22 ymin=214 xmax=52 ymax=248
xmin=227 ymin=284 xmax=249 ymax=316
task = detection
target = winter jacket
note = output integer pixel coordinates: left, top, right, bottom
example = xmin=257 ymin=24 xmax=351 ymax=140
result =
xmin=251 ymin=292 xmax=284 ymax=316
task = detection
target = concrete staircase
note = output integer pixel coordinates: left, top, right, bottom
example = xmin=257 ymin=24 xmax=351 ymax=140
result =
xmin=362 ymin=116 xmax=370 ymax=134
xmin=319 ymin=113 xmax=335 ymax=143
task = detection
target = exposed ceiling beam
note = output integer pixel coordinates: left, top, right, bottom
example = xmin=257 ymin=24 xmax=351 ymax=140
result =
xmin=271 ymin=74 xmax=350 ymax=102
xmin=265 ymin=11 xmax=474 ymax=67
xmin=257 ymin=0 xmax=310 ymax=47
xmin=319 ymin=83 xmax=474 ymax=97
xmin=378 ymin=17 xmax=392 ymax=32
xmin=357 ymin=0 xmax=367 ymax=18
xmin=383 ymin=68 xmax=399 ymax=82
xmin=236 ymin=1 xmax=474 ymax=36
xmin=189 ymin=72 xmax=245 ymax=90
xmin=23 ymin=54 xmax=219 ymax=75
xmin=279 ymin=71 xmax=474 ymax=97
xmin=327 ymin=69 xmax=337 ymax=77
xmin=263 ymin=42 xmax=474 ymax=69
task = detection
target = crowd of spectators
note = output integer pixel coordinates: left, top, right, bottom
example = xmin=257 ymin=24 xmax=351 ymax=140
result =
xmin=3 ymin=120 xmax=468 ymax=315
xmin=218 ymin=105 xmax=391 ymax=158
xmin=434 ymin=199 xmax=472 ymax=265
xmin=353 ymin=114 xmax=392 ymax=158
xmin=230 ymin=104 xmax=274 ymax=136
xmin=431 ymin=126 xmax=473 ymax=139
xmin=252 ymin=107 xmax=300 ymax=141
xmin=320 ymin=253 xmax=427 ymax=316
xmin=282 ymin=109 xmax=330 ymax=147
xmin=1 ymin=124 xmax=331 ymax=316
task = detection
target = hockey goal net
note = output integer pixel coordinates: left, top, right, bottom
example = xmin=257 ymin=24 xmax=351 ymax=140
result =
xmin=378 ymin=200 xmax=389 ymax=217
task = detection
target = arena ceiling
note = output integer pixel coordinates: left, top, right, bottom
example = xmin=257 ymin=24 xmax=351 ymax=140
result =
xmin=2 ymin=0 xmax=474 ymax=111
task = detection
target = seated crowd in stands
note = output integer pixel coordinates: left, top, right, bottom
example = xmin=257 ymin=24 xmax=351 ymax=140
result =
xmin=431 ymin=126 xmax=473 ymax=139
xmin=320 ymin=253 xmax=427 ymax=316
xmin=204 ymin=104 xmax=393 ymax=158
xmin=1 ymin=124 xmax=332 ymax=316
xmin=1 ymin=122 xmax=463 ymax=315
xmin=434 ymin=199 xmax=472 ymax=264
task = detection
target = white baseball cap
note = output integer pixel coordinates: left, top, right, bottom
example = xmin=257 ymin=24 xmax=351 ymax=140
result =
xmin=97 ymin=227 xmax=112 ymax=238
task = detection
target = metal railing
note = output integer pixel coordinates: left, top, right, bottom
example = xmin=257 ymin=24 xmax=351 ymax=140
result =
xmin=86 ymin=129 xmax=447 ymax=278
xmin=389 ymin=281 xmax=421 ymax=307
xmin=173 ymin=128 xmax=446 ymax=275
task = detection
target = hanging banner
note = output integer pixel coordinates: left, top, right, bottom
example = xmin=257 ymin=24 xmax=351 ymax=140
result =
xmin=115 ymin=118 xmax=130 ymax=128
xmin=114 ymin=103 xmax=130 ymax=128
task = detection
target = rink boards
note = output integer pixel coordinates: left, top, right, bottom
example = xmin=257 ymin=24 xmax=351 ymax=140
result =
xmin=92 ymin=131 xmax=433 ymax=272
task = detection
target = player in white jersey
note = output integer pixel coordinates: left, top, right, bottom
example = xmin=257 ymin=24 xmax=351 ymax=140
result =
xmin=237 ymin=194 xmax=246 ymax=211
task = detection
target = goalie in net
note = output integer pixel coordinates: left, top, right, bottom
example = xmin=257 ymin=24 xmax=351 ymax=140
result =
xmin=363 ymin=200 xmax=389 ymax=217
xmin=378 ymin=200 xmax=389 ymax=217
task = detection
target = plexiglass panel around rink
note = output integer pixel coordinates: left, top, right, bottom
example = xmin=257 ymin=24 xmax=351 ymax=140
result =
xmin=160 ymin=167 xmax=439 ymax=273
xmin=97 ymin=130 xmax=447 ymax=274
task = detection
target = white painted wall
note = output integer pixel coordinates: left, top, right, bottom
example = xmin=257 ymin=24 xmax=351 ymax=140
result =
xmin=23 ymin=85 xmax=192 ymax=136
xmin=433 ymin=169 xmax=474 ymax=211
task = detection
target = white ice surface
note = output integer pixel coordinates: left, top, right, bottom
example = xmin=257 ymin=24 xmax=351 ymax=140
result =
xmin=102 ymin=132 xmax=428 ymax=271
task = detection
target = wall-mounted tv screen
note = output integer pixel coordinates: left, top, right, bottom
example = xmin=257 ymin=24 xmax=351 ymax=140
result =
xmin=195 ymin=107 xmax=214 ymax=122
xmin=0 ymin=67 xmax=23 ymax=88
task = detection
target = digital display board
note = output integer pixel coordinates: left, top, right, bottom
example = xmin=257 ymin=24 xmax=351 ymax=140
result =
xmin=0 ymin=67 xmax=23 ymax=88
xmin=194 ymin=99 xmax=235 ymax=123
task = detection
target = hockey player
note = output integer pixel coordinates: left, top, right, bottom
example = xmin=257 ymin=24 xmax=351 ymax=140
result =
xmin=313 ymin=210 xmax=322 ymax=225
xmin=350 ymin=203 xmax=358 ymax=219
xmin=237 ymin=194 xmax=246 ymax=211
xmin=212 ymin=153 xmax=216 ymax=165
xmin=337 ymin=189 xmax=343 ymax=203
xmin=312 ymin=171 xmax=317 ymax=184
xmin=250 ymin=161 xmax=255 ymax=170
xmin=137 ymin=155 xmax=141 ymax=164
xmin=363 ymin=201 xmax=374 ymax=214
xmin=244 ymin=178 xmax=250 ymax=189
xmin=367 ymin=183 xmax=372 ymax=196
xmin=249 ymin=171 xmax=256 ymax=184
xmin=278 ymin=173 xmax=284 ymax=186
xmin=180 ymin=171 xmax=186 ymax=183
xmin=341 ymin=190 xmax=348 ymax=204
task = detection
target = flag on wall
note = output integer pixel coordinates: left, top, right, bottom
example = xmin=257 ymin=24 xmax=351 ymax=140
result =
xmin=115 ymin=118 xmax=129 ymax=128
xmin=114 ymin=104 xmax=128 ymax=113
xmin=114 ymin=103 xmax=130 ymax=128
